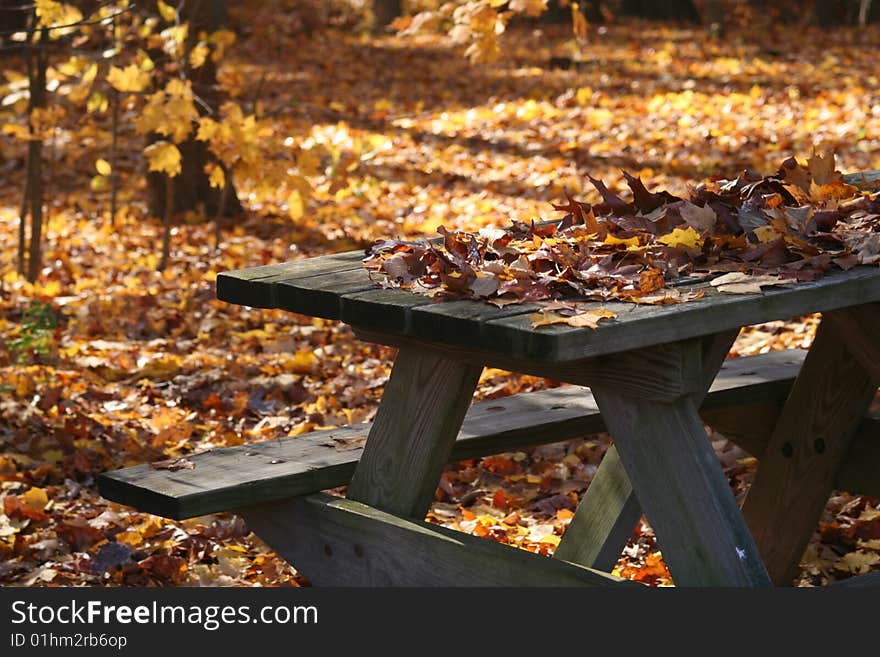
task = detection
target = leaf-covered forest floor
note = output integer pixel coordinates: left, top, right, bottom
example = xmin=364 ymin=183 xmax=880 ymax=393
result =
xmin=2 ymin=9 xmax=880 ymax=586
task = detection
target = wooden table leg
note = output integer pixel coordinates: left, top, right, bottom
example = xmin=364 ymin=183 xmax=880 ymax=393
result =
xmin=587 ymin=335 xmax=772 ymax=586
xmin=241 ymin=345 xmax=483 ymax=585
xmin=741 ymin=308 xmax=880 ymax=585
xmin=555 ymin=331 xmax=740 ymax=573
xmin=345 ymin=346 xmax=483 ymax=518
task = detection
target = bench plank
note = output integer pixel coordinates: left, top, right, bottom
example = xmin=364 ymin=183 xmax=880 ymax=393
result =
xmin=239 ymin=493 xmax=632 ymax=586
xmin=98 ymin=350 xmax=880 ymax=521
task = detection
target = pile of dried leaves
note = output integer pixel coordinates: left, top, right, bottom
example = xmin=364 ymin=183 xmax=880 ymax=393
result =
xmin=365 ymin=152 xmax=879 ymax=327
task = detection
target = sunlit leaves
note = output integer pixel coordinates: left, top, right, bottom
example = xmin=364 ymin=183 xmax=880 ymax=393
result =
xmin=106 ymin=64 xmax=151 ymax=94
xmin=156 ymin=0 xmax=177 ymax=23
xmin=34 ymin=0 xmax=83 ymax=38
xmin=143 ymin=140 xmax=182 ymax=177
xmin=135 ymin=79 xmax=198 ymax=143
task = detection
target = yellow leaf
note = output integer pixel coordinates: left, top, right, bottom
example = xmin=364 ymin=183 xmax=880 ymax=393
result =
xmin=90 ymin=174 xmax=108 ymax=191
xmin=157 ymin=0 xmax=177 ymax=22
xmin=753 ymin=225 xmax=781 ymax=243
xmin=207 ymin=165 xmax=225 ymax=189
xmin=285 ymin=349 xmax=316 ymax=374
xmin=656 ymin=226 xmax=703 ymax=250
xmin=810 ymin=180 xmax=859 ymax=203
xmin=189 ymin=42 xmax=210 ymax=69
xmin=87 ymin=92 xmax=108 ymax=114
xmin=35 ymin=0 xmax=82 ymax=31
xmin=136 ymin=80 xmax=197 ymax=142
xmin=95 ymin=158 xmax=111 ymax=175
xmin=107 ymin=64 xmax=152 ymax=93
xmin=287 ymin=190 xmax=304 ymax=221
xmin=144 ymin=141 xmax=182 ymax=177
xmin=603 ymin=234 xmax=640 ymax=248
xmin=537 ymin=534 xmax=561 ymax=547
xmin=195 ymin=116 xmax=219 ymax=142
xmin=21 ymin=487 xmax=49 ymax=512
xmin=530 ymin=308 xmax=616 ymax=329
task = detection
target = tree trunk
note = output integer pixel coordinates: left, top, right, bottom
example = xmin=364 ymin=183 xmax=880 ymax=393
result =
xmin=26 ymin=33 xmax=47 ymax=284
xmin=373 ymin=0 xmax=402 ymax=30
xmin=620 ymin=0 xmax=701 ymax=22
xmin=146 ymin=0 xmax=242 ymax=219
xmin=813 ymin=0 xmax=839 ymax=25
xmin=704 ymin=0 xmax=724 ymax=36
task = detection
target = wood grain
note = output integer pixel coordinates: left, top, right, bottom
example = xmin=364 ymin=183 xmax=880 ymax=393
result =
xmin=345 ymin=346 xmax=482 ymax=518
xmin=552 ymin=445 xmax=641 ymax=571
xmin=591 ymin=388 xmax=772 ymax=586
xmin=554 ymin=330 xmax=739 ymax=572
xmin=216 ymin=251 xmax=364 ymax=308
xmin=742 ymin=313 xmax=880 ymax=585
xmin=354 ymin=327 xmax=705 ymax=402
xmin=824 ymin=303 xmax=880 ymax=381
xmin=239 ymin=493 xmax=632 ymax=586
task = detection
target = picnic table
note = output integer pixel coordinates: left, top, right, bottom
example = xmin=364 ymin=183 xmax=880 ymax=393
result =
xmin=99 ymin=171 xmax=880 ymax=587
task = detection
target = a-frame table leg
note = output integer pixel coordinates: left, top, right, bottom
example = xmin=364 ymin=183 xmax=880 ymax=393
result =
xmin=741 ymin=307 xmax=880 ymax=585
xmin=587 ymin=335 xmax=772 ymax=586
xmin=344 ymin=346 xmax=483 ymax=518
xmin=555 ymin=331 xmax=739 ymax=573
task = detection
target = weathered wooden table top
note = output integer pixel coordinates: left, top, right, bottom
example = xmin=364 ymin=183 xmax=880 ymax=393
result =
xmin=217 ymin=254 xmax=880 ymax=362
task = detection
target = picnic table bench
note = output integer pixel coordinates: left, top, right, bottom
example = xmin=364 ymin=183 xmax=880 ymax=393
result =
xmin=99 ymin=171 xmax=880 ymax=587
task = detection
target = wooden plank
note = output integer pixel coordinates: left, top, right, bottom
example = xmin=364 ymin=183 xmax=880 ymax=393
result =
xmin=826 ymin=571 xmax=880 ymax=587
xmin=216 ymin=251 xmax=364 ymax=308
xmin=239 ymin=493 xmax=632 ymax=586
xmin=480 ymin=266 xmax=880 ymax=362
xmin=340 ymin=287 xmax=440 ymax=334
xmin=590 ymin=334 xmax=772 ymax=586
xmin=274 ymin=267 xmax=379 ymax=320
xmin=91 ymin=351 xmax=802 ymax=520
xmin=837 ymin=414 xmax=880 ymax=499
xmin=700 ymin=402 xmax=782 ymax=456
xmin=824 ymin=303 xmax=880 ymax=381
xmin=354 ymin=327 xmax=705 ymax=402
xmin=843 ymin=170 xmax=880 ymax=190
xmin=552 ymin=445 xmax=641 ymax=571
xmin=554 ymin=330 xmax=739 ymax=572
xmin=95 ymin=407 xmax=880 ymax=522
xmin=345 ymin=346 xmax=483 ymax=518
xmin=742 ymin=313 xmax=880 ymax=585
xmin=591 ymin=388 xmax=772 ymax=586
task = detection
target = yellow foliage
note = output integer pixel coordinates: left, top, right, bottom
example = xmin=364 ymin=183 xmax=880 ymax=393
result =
xmin=35 ymin=0 xmax=82 ymax=36
xmin=207 ymin=164 xmax=225 ymax=189
xmin=144 ymin=140 xmax=182 ymax=177
xmin=189 ymin=43 xmax=210 ymax=69
xmin=107 ymin=64 xmax=152 ymax=93
xmin=287 ymin=189 xmax=304 ymax=221
xmin=656 ymin=226 xmax=703 ymax=251
xmin=157 ymin=0 xmax=177 ymax=22
xmin=136 ymin=79 xmax=198 ymax=143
